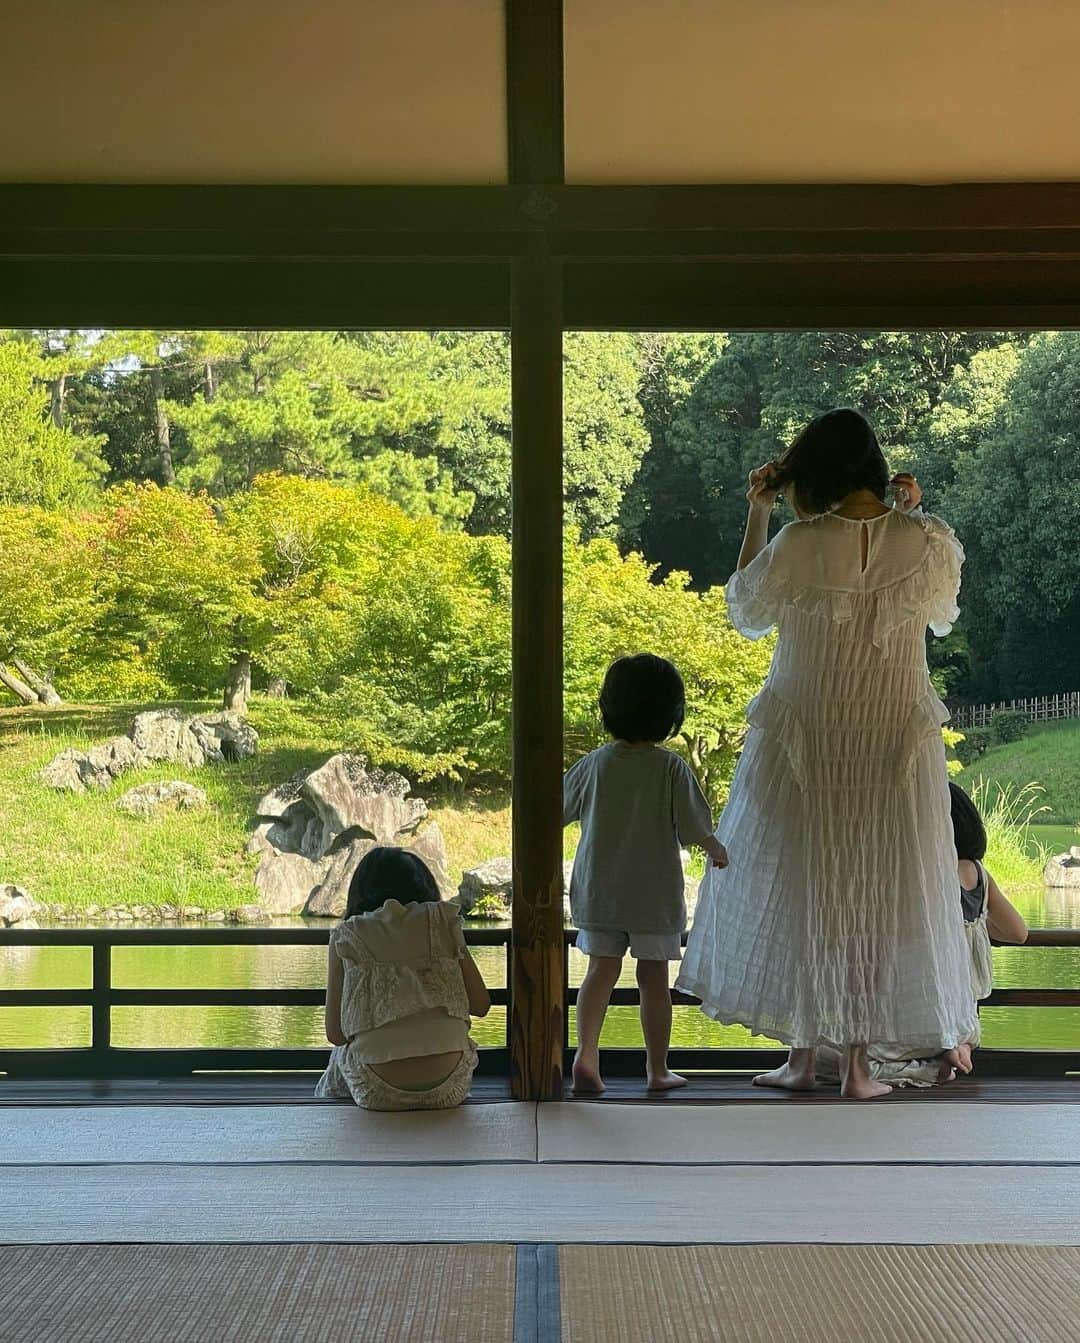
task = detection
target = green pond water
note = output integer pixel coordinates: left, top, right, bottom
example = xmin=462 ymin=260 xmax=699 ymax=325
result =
xmin=2 ymin=883 xmax=1078 ymax=1058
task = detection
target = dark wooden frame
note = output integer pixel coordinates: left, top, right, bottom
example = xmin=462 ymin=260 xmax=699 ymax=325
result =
xmin=3 ymin=926 xmax=1079 ymax=1081
xmin=2 ymin=0 xmax=1080 ymax=1097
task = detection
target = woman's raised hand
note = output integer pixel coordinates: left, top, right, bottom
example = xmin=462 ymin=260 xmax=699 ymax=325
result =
xmin=746 ymin=462 xmax=781 ymax=511
xmin=889 ymin=473 xmax=922 ymax=513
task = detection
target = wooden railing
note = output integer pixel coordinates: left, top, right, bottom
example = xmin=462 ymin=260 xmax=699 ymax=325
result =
xmin=950 ymin=691 xmax=1080 ymax=730
xmin=1 ymin=925 xmax=1078 ymax=1080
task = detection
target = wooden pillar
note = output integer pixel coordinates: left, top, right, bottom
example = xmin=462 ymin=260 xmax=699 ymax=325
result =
xmin=510 ymin=238 xmax=565 ymax=1100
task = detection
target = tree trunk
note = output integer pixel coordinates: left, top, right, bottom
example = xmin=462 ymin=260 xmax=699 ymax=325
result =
xmin=223 ymin=654 xmax=252 ymax=712
xmin=49 ymin=374 xmax=67 ymax=429
xmin=148 ymin=365 xmax=175 ymax=485
xmin=0 ymin=663 xmax=38 ymax=705
xmin=265 ymin=675 xmax=287 ymax=699
xmin=9 ymin=656 xmax=62 ymax=705
xmin=204 ymin=361 xmax=217 ymax=402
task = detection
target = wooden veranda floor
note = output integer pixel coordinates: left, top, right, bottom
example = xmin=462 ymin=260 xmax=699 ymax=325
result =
xmin=2 ymin=1076 xmax=1080 ymax=1340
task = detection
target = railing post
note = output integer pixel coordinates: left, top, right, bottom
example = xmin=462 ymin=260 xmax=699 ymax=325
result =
xmin=509 ymin=239 xmax=565 ymax=1101
xmin=91 ymin=939 xmax=111 ymax=1071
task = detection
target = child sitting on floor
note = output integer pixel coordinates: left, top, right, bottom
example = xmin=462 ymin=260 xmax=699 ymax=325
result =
xmin=818 ymin=781 xmax=1028 ymax=1087
xmin=564 ymin=653 xmax=729 ymax=1094
xmin=316 ymin=846 xmax=491 ymax=1111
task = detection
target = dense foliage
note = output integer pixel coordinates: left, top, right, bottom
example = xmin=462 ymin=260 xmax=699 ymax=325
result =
xmin=0 ymin=474 xmax=772 ymax=800
xmin=1 ymin=324 xmax=1076 ymax=757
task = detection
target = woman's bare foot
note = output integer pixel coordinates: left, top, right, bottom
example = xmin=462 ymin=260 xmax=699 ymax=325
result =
xmin=841 ymin=1044 xmax=892 ymax=1100
xmin=752 ymin=1063 xmax=817 ymax=1092
xmin=945 ymin=1043 xmax=974 ymax=1075
xmin=647 ymin=1070 xmax=688 ymax=1092
xmin=571 ymin=1055 xmax=606 ymax=1094
xmin=936 ymin=1055 xmax=958 ymax=1084
xmin=841 ymin=1076 xmax=893 ymax=1100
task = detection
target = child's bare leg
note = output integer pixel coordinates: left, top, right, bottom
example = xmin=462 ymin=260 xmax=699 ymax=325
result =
xmin=573 ymin=955 xmax=622 ymax=1092
xmin=636 ymin=959 xmax=686 ymax=1091
xmin=753 ymin=1047 xmax=817 ymax=1091
xmin=841 ymin=1043 xmax=892 ymax=1100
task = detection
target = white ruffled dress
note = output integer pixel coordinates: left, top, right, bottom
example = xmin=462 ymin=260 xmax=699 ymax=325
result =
xmin=678 ymin=509 xmax=980 ymax=1053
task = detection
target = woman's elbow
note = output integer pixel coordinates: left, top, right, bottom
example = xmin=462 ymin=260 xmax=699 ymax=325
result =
xmin=470 ymin=993 xmax=492 ymax=1019
xmin=325 ymin=1018 xmax=348 ymax=1047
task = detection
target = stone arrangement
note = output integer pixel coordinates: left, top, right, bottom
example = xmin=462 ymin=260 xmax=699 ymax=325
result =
xmin=40 ymin=709 xmax=258 ymax=794
xmin=247 ymin=752 xmax=452 ymax=918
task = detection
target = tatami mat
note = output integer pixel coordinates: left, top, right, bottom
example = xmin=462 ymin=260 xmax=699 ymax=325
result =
xmin=0 ymin=1243 xmax=514 ymax=1343
xmin=0 ymin=1102 xmax=536 ymax=1165
xmin=558 ymin=1244 xmax=1080 ymax=1343
xmin=539 ymin=1101 xmax=1080 ymax=1165
xmin=5 ymin=1162 xmax=1079 ymax=1245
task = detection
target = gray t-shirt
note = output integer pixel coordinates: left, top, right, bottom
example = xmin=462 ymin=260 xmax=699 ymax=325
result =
xmin=563 ymin=742 xmax=714 ymax=936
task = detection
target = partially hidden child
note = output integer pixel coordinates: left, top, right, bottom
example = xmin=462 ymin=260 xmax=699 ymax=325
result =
xmin=563 ymin=653 xmax=729 ymax=1094
xmin=816 ymin=782 xmax=1028 ymax=1088
xmin=316 ymin=846 xmax=491 ymax=1110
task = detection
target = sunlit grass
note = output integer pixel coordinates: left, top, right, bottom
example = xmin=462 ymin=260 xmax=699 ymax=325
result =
xmin=0 ymin=700 xmax=523 ymax=911
xmin=969 ymin=779 xmax=1051 ymax=886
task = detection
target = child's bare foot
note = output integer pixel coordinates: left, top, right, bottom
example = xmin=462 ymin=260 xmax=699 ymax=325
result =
xmin=571 ymin=1055 xmax=606 ymax=1094
xmin=753 ymin=1063 xmax=817 ymax=1092
xmin=647 ymin=1070 xmax=688 ymax=1092
xmin=841 ymin=1075 xmax=893 ymax=1100
xmin=945 ymin=1043 xmax=974 ymax=1075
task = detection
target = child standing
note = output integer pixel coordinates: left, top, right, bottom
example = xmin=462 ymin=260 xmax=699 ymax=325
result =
xmin=564 ymin=654 xmax=728 ymax=1094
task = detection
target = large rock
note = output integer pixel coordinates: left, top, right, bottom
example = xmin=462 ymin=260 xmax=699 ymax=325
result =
xmin=40 ymin=736 xmax=140 ymax=792
xmin=1044 ymin=851 xmax=1080 ymax=889
xmin=41 ymin=709 xmax=259 ymax=794
xmin=459 ymin=858 xmax=575 ymax=919
xmin=130 ymin=709 xmax=258 ymax=767
xmin=0 ymin=885 xmax=40 ymax=926
xmin=248 ymin=753 xmax=451 ymax=918
xmin=459 ymin=859 xmax=513 ymax=918
xmin=116 ymin=780 xmax=209 ymax=820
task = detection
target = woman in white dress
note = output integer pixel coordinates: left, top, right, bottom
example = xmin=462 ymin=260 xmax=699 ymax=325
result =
xmin=677 ymin=408 xmax=979 ymax=1099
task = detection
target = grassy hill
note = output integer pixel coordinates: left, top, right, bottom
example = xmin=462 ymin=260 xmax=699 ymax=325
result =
xmin=956 ymin=719 xmax=1080 ymax=828
xmin=0 ymin=700 xmax=515 ymax=912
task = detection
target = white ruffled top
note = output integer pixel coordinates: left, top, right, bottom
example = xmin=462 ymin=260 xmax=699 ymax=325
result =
xmin=332 ymin=899 xmax=471 ymax=1065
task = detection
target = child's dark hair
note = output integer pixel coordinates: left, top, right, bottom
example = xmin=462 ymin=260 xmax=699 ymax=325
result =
xmin=949 ymin=783 xmax=987 ymax=862
xmin=772 ymin=407 xmax=889 ymax=516
xmin=599 ymin=654 xmax=686 ymax=743
xmin=345 ymin=845 xmax=441 ymax=918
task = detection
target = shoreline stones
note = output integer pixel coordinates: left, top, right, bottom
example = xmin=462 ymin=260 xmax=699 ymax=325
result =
xmin=248 ymin=752 xmax=452 ymax=918
xmin=116 ymin=780 xmax=209 ymax=819
xmin=228 ymin=904 xmax=271 ymax=924
xmin=41 ymin=709 xmax=257 ymax=795
xmin=1044 ymin=847 xmax=1080 ymax=889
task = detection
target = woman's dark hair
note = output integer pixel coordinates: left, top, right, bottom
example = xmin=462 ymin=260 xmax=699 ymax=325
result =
xmin=344 ymin=845 xmax=441 ymax=918
xmin=949 ymin=783 xmax=987 ymax=862
xmin=772 ymin=407 xmax=889 ymax=516
xmin=599 ymin=654 xmax=686 ymax=743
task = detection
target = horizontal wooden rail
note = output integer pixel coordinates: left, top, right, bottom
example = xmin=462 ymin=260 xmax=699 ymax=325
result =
xmin=1 ymin=925 xmax=1077 ymax=1080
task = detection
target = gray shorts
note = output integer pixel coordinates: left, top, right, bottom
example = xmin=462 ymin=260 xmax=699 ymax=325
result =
xmin=576 ymin=928 xmax=682 ymax=961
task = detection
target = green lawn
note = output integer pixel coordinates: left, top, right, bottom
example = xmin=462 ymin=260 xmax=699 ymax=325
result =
xmin=0 ymin=700 xmax=517 ymax=912
xmin=957 ymin=720 xmax=1080 ymax=827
